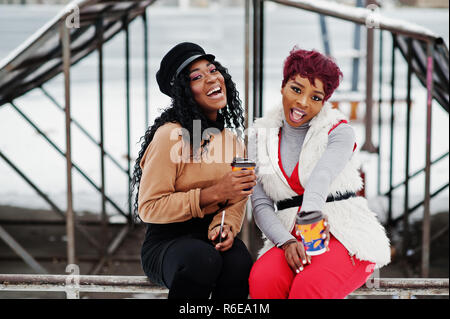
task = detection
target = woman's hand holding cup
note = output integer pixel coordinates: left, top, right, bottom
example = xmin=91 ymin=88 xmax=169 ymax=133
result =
xmin=216 ymin=169 xmax=256 ymax=201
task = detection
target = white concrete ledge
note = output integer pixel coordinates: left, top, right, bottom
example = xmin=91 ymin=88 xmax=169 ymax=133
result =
xmin=0 ymin=274 xmax=448 ymax=299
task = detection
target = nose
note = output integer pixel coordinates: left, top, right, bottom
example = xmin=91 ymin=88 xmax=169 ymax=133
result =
xmin=205 ymin=72 xmax=218 ymax=83
xmin=296 ymin=94 xmax=308 ymax=108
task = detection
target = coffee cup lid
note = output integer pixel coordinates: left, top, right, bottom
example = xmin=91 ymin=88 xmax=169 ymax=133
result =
xmin=232 ymin=157 xmax=256 ymax=166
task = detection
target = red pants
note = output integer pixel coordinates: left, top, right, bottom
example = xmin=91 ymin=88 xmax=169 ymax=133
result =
xmin=249 ymin=235 xmax=375 ymax=299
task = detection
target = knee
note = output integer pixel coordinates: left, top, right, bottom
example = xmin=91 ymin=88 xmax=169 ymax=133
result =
xmin=289 ymin=275 xmax=332 ymax=299
xmin=249 ymin=260 xmax=281 ymax=288
xmin=248 ymin=261 xmax=265 ymax=287
xmin=178 ymin=247 xmax=222 ymax=285
xmin=249 ymin=260 xmax=292 ymax=299
xmin=229 ymin=244 xmax=253 ymax=280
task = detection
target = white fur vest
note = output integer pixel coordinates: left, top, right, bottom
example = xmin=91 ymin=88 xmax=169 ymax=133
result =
xmin=252 ymin=102 xmax=391 ymax=269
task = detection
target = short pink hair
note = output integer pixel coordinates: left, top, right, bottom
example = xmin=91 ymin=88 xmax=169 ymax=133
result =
xmin=282 ymin=47 xmax=343 ymax=101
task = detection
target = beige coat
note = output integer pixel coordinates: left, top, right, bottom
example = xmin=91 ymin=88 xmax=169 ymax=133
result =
xmin=138 ymin=122 xmax=247 ymax=237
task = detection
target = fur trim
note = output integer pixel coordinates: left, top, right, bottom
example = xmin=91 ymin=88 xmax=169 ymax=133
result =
xmin=324 ymin=197 xmax=391 ymax=268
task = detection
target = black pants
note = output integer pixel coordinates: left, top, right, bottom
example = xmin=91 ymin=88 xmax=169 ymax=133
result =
xmin=161 ymin=236 xmax=252 ymax=299
xmin=141 ymin=217 xmax=253 ymax=299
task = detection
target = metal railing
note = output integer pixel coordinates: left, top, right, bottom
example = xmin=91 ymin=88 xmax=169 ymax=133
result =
xmin=0 ymin=0 xmax=156 ymax=275
xmin=0 ymin=274 xmax=448 ymax=299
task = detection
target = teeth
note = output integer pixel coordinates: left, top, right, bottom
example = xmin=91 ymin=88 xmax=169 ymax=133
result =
xmin=292 ymin=108 xmax=305 ymax=118
xmin=207 ymin=86 xmax=221 ymax=96
xmin=290 ymin=108 xmax=306 ymax=122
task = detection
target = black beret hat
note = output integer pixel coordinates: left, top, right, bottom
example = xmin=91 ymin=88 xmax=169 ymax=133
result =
xmin=156 ymin=42 xmax=215 ymax=97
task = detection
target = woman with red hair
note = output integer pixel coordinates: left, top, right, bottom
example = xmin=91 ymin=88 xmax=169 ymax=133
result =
xmin=248 ymin=47 xmax=391 ymax=299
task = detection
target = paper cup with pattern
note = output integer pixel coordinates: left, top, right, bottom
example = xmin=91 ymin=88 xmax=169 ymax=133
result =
xmin=295 ymin=211 xmax=326 ymax=256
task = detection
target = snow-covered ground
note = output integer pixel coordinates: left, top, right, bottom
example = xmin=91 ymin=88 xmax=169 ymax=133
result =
xmin=0 ymin=3 xmax=448 ymax=224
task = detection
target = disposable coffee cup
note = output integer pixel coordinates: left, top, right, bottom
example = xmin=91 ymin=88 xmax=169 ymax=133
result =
xmin=231 ymin=157 xmax=256 ymax=191
xmin=295 ymin=211 xmax=327 ymax=256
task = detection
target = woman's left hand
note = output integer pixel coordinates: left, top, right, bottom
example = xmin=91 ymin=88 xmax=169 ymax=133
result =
xmin=209 ymin=224 xmax=234 ymax=252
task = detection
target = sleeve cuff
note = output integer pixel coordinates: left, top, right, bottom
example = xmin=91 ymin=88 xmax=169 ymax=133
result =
xmin=190 ymin=188 xmax=203 ymax=218
xmin=276 ymin=235 xmax=297 ymax=248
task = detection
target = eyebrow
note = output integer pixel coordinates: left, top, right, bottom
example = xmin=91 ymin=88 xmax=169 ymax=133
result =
xmin=189 ymin=62 xmax=213 ymax=74
xmin=292 ymin=80 xmax=325 ymax=97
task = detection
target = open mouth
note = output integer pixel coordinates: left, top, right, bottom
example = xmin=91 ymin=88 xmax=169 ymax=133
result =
xmin=206 ymin=85 xmax=224 ymax=98
xmin=289 ymin=107 xmax=306 ymax=123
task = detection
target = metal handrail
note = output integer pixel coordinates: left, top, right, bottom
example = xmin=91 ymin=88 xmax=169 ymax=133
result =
xmin=0 ymin=274 xmax=448 ymax=299
xmin=0 ymin=0 xmax=157 ymax=275
xmin=267 ymin=0 xmax=443 ymax=42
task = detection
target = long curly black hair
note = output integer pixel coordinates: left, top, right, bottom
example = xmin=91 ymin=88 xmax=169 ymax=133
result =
xmin=131 ymin=60 xmax=245 ymax=223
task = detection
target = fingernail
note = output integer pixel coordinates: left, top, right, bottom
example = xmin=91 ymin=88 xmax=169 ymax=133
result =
xmin=296 ymin=231 xmax=300 ymax=236
xmin=322 ymin=234 xmax=326 ymax=239
xmin=302 ymin=259 xmax=306 ymax=264
xmin=300 ymin=266 xmax=304 ymax=271
xmin=324 ymin=221 xmax=328 ymax=226
xmin=296 ymin=269 xmax=300 ymax=274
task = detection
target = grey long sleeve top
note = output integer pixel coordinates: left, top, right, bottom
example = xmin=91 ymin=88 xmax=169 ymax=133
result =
xmin=250 ymin=119 xmax=356 ymax=247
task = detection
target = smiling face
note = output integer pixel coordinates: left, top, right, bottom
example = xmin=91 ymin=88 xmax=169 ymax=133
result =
xmin=281 ymin=74 xmax=325 ymax=127
xmin=188 ymin=58 xmax=227 ymax=121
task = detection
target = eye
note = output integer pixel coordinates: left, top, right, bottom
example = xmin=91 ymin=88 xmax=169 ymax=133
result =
xmin=190 ymin=74 xmax=202 ymax=81
xmin=209 ymin=66 xmax=218 ymax=73
xmin=312 ymin=96 xmax=323 ymax=102
xmin=290 ymin=86 xmax=301 ymax=94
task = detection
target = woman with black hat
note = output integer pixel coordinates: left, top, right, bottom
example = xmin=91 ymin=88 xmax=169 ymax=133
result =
xmin=131 ymin=42 xmax=255 ymax=299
